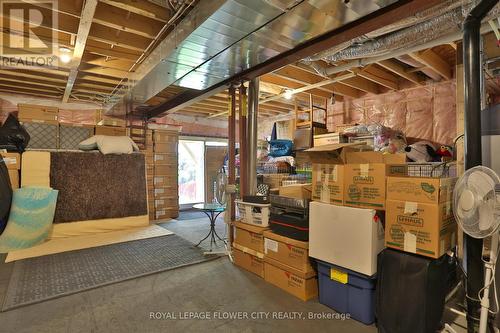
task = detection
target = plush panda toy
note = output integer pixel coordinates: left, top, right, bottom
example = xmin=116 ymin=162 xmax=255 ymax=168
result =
xmin=404 ymin=141 xmax=440 ymax=162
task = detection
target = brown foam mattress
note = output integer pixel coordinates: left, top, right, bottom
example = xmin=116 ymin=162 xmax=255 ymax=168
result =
xmin=50 ymin=151 xmax=147 ymax=223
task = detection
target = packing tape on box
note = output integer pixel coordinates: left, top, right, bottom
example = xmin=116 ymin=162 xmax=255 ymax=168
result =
xmin=404 ymin=232 xmax=417 ymax=253
xmin=404 ymin=201 xmax=418 ymax=214
xmin=445 ymin=201 xmax=451 ymax=216
xmin=360 ymin=164 xmax=369 ymax=177
xmin=3 ymin=157 xmax=16 ymax=165
xmin=330 ymin=165 xmax=338 ymax=182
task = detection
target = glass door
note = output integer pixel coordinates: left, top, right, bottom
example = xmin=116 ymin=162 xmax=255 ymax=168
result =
xmin=178 ymin=140 xmax=205 ymax=205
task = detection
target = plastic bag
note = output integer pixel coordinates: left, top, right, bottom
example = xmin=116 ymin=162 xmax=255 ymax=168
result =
xmin=268 ymin=139 xmax=293 ymax=157
xmin=0 ymin=114 xmax=30 ymax=152
xmin=0 ymin=158 xmax=12 ymax=234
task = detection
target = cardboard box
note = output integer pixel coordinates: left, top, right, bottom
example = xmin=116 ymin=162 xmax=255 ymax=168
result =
xmin=385 ymin=199 xmax=457 ymax=259
xmin=155 ymin=208 xmax=179 ymax=219
xmin=8 ymin=169 xmax=19 ymax=189
xmin=18 ymin=104 xmax=58 ymax=123
xmin=95 ymin=126 xmax=127 ymax=136
xmin=278 ymin=184 xmax=312 ymax=200
xmin=154 ymin=164 xmax=177 ymax=176
xmin=313 ymin=133 xmax=346 ymax=147
xmin=344 ymin=152 xmax=406 ymax=210
xmin=233 ymin=248 xmax=265 ymax=278
xmin=306 ymin=143 xmax=367 ymax=205
xmin=311 ymin=164 xmax=344 ymax=205
xmin=387 ymin=176 xmax=457 ymax=204
xmin=0 ymin=152 xmax=20 ymax=170
xmin=233 ymin=221 xmax=268 ymax=253
xmin=153 ymin=186 xmax=179 ymax=198
xmin=262 ymin=173 xmax=289 ymax=189
xmin=154 ymin=153 xmax=177 ymax=165
xmin=153 ymin=175 xmax=178 ymax=187
xmin=154 ymin=142 xmax=177 ymax=153
xmin=264 ymin=258 xmax=318 ymax=301
xmin=153 ymin=130 xmax=178 ymax=143
xmin=276 ymin=119 xmax=295 ymax=141
xmin=263 ymin=231 xmax=314 ymax=273
xmin=154 ymin=197 xmax=178 ymax=209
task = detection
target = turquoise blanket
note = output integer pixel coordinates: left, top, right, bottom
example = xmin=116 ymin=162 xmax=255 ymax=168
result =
xmin=0 ymin=187 xmax=58 ymax=253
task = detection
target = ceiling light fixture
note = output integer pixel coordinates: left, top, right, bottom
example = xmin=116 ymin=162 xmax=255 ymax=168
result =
xmin=283 ymin=89 xmax=294 ymax=100
xmin=59 ymin=47 xmax=72 ymax=64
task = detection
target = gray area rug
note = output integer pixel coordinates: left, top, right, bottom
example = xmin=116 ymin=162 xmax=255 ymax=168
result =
xmin=2 ymin=234 xmax=219 ymax=311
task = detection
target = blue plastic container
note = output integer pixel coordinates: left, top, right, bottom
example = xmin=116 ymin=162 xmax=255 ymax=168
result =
xmin=317 ymin=260 xmax=377 ymax=325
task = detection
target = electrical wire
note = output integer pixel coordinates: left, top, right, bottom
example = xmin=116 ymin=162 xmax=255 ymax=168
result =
xmin=477 ymin=243 xmax=500 ymax=315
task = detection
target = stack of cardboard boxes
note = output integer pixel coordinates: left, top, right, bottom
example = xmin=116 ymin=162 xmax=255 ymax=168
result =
xmin=233 ymin=204 xmax=318 ymax=301
xmin=95 ymin=111 xmax=127 ymax=136
xmin=152 ymin=130 xmax=179 ymax=220
xmin=0 ymin=152 xmax=20 ymax=189
xmin=385 ymin=167 xmax=457 ymax=259
xmin=141 ymin=130 xmax=155 ymax=221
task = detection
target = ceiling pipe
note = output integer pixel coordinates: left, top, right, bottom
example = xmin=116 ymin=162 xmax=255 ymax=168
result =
xmin=462 ymin=1 xmax=498 ymax=332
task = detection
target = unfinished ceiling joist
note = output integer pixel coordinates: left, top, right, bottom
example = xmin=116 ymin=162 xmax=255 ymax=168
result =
xmin=377 ymin=59 xmax=424 ymax=85
xmin=62 ymin=0 xmax=98 ymax=103
xmin=409 ymin=49 xmax=452 ymax=80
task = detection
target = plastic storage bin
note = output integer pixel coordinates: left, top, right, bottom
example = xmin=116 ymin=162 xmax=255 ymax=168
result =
xmin=317 ymin=260 xmax=376 ymax=325
xmin=235 ymin=200 xmax=270 ymax=227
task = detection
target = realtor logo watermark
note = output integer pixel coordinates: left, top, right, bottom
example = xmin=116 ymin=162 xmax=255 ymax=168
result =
xmin=0 ymin=0 xmax=59 ymax=68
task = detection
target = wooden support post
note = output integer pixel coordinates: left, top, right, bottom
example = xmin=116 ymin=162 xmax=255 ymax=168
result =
xmin=239 ymin=84 xmax=248 ymax=197
xmin=228 ymin=86 xmax=237 ymax=226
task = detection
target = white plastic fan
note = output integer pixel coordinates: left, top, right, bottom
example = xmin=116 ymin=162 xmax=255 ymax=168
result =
xmin=215 ymin=171 xmax=228 ymax=205
xmin=454 ymin=166 xmax=500 ymax=238
xmin=453 ymin=166 xmax=500 ymax=333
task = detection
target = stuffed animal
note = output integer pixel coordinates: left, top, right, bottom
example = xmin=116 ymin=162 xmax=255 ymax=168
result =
xmin=436 ymin=145 xmax=453 ymax=158
xmin=404 ymin=141 xmax=439 ymax=162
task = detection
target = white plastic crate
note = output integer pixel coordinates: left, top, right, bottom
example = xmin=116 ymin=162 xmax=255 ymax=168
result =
xmin=235 ymin=200 xmax=270 ymax=227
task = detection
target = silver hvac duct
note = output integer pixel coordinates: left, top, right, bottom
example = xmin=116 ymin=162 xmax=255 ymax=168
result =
xmin=247 ymin=78 xmax=259 ymax=195
xmin=302 ymin=1 xmax=500 ymax=77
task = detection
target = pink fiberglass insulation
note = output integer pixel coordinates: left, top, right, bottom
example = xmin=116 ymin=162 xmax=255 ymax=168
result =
xmin=58 ymin=109 xmax=97 ymax=125
xmin=327 ymin=81 xmax=456 ymax=145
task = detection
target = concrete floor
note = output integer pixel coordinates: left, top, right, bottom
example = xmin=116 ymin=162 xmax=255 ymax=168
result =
xmin=0 ymin=212 xmax=471 ymax=333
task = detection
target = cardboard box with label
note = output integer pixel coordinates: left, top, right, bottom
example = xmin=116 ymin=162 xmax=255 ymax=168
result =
xmin=344 ymin=152 xmax=406 ymax=210
xmin=264 ymin=258 xmax=318 ymax=301
xmin=263 ymin=231 xmax=314 ymax=273
xmin=18 ymin=104 xmax=58 ymax=124
xmin=306 ymin=142 xmax=367 ymax=206
xmin=153 ymin=131 xmax=178 ymax=143
xmin=153 ymin=175 xmax=177 ymax=188
xmin=155 ymin=208 xmax=178 ymax=219
xmin=8 ymin=170 xmax=19 ymax=189
xmin=233 ymin=248 xmax=265 ymax=278
xmin=0 ymin=152 xmax=20 ymax=170
xmin=154 ymin=142 xmax=178 ymax=153
xmin=385 ymin=199 xmax=456 ymax=259
xmin=154 ymin=197 xmax=178 ymax=209
xmin=154 ymin=164 xmax=177 ymax=176
xmin=313 ymin=133 xmax=347 ymax=147
xmin=387 ymin=176 xmax=457 ymax=204
xmin=154 ymin=153 xmax=177 ymax=165
xmin=233 ymin=221 xmax=268 ymax=254
xmin=278 ymin=184 xmax=312 ymax=200
xmin=95 ymin=126 xmax=127 ymax=136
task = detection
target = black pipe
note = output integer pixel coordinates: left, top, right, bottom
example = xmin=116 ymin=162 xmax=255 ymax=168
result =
xmin=463 ymin=0 xmax=498 ymax=332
